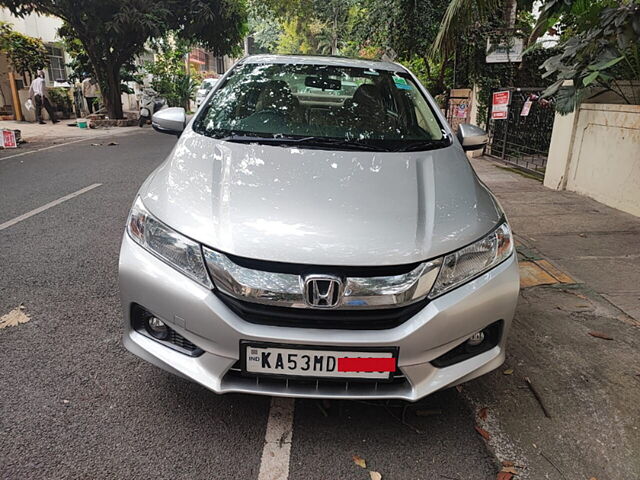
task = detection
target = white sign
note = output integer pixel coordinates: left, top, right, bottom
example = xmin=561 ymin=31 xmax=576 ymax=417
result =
xmin=486 ymin=37 xmax=523 ymax=63
xmin=521 ymin=99 xmax=533 ymax=117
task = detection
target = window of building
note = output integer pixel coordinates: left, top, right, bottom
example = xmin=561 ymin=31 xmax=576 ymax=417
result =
xmin=46 ymin=46 xmax=67 ymax=82
xmin=216 ymin=56 xmax=225 ymax=75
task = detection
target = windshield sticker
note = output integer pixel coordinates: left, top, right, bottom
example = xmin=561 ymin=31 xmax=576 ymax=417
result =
xmin=393 ymin=76 xmax=411 ymax=90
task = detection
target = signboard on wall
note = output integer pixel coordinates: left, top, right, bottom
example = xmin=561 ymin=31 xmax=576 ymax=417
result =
xmin=486 ymin=38 xmax=524 ymax=63
xmin=456 ymin=103 xmax=468 ymax=118
xmin=491 ymin=91 xmax=510 ymax=120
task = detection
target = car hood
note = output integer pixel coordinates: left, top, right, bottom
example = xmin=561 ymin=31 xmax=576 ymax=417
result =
xmin=140 ymin=129 xmax=502 ymax=266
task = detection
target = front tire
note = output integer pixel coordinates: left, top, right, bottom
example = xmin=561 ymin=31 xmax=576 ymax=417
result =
xmin=138 ymin=115 xmax=147 ymax=127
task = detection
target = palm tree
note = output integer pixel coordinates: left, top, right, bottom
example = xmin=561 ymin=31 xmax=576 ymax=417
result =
xmin=431 ymin=0 xmax=517 ymax=57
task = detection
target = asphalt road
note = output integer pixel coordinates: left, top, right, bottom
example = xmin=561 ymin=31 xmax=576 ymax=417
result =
xmin=0 ymin=130 xmax=496 ymax=479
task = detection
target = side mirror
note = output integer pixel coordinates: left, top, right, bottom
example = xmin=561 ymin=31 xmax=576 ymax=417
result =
xmin=152 ymin=107 xmax=186 ymax=136
xmin=457 ymin=123 xmax=488 ymax=151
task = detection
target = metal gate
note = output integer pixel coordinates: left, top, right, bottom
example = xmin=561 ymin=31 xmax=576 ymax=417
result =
xmin=486 ymin=87 xmax=555 ymax=177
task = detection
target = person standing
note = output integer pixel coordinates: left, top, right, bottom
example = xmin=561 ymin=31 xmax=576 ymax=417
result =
xmin=82 ymin=75 xmax=100 ymax=114
xmin=28 ymin=70 xmax=58 ymax=124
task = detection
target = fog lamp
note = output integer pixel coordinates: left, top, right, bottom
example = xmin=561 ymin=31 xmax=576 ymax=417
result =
xmin=466 ymin=331 xmax=485 ymax=347
xmin=145 ymin=316 xmax=169 ymax=340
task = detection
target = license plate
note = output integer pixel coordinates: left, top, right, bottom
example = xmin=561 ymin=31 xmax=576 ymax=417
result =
xmin=242 ymin=343 xmax=397 ymax=380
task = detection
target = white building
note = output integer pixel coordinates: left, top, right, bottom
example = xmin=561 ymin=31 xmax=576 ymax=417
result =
xmin=0 ymin=9 xmax=71 ymax=120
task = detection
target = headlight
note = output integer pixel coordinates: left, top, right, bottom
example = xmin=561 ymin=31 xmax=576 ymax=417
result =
xmin=127 ymin=196 xmax=212 ymax=288
xmin=428 ymin=222 xmax=513 ymax=299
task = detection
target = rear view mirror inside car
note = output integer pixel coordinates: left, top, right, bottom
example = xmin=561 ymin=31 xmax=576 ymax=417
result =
xmin=305 ymin=76 xmax=341 ymax=90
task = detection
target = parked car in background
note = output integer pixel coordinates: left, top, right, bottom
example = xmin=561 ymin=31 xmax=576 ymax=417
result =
xmin=120 ymin=55 xmax=520 ymax=402
xmin=195 ymin=78 xmax=219 ymax=109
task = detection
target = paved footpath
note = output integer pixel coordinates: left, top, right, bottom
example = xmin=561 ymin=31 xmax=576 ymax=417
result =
xmin=472 ymin=157 xmax=640 ymax=322
xmin=468 ymin=157 xmax=640 ymax=480
xmin=0 ymin=119 xmax=144 ymax=157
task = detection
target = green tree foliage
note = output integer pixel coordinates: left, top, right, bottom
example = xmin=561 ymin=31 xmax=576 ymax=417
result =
xmin=539 ymin=0 xmax=639 ymax=113
xmin=530 ymin=0 xmax=618 ymax=42
xmin=249 ymin=0 xmax=355 ymax=56
xmin=145 ymin=36 xmax=197 ymax=110
xmin=0 ymin=21 xmax=48 ymax=76
xmin=351 ymin=0 xmax=451 ymax=58
xmin=47 ymin=86 xmax=73 ymax=115
xmin=248 ymin=0 xmax=560 ymax=104
xmin=58 ymin=22 xmax=141 ymax=94
xmin=58 ymin=23 xmax=92 ymax=81
xmin=248 ymin=14 xmax=282 ymax=53
xmin=432 ymin=0 xmax=501 ymax=58
xmin=276 ymin=18 xmax=307 ymax=53
xmin=348 ymin=0 xmax=454 ymax=94
xmin=0 ymin=0 xmax=247 ymax=119
xmin=251 ymin=0 xmax=457 ymax=95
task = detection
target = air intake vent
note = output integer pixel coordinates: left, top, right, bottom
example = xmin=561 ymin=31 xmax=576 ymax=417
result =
xmin=217 ymin=292 xmax=427 ymax=329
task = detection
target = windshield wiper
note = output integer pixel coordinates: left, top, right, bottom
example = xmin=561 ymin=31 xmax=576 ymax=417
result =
xmin=216 ymin=134 xmax=307 ymax=144
xmin=292 ymin=137 xmax=391 ymax=152
xmin=395 ymin=138 xmax=450 ymax=152
xmin=217 ymin=134 xmax=391 ymax=152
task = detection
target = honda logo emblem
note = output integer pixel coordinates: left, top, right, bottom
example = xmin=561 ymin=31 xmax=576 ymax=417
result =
xmin=304 ymin=275 xmax=343 ymax=308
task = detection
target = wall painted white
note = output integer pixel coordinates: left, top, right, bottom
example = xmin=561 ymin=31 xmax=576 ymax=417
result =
xmin=543 ymin=108 xmax=577 ymax=190
xmin=544 ymin=103 xmax=640 ymax=217
xmin=0 ymin=8 xmax=62 ymax=43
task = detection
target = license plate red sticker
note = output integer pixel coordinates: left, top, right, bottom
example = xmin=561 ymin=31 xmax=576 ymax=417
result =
xmin=338 ymin=357 xmax=396 ymax=372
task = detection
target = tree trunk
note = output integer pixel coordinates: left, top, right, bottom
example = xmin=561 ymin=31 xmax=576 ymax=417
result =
xmin=101 ymin=65 xmax=123 ymax=119
xmin=331 ymin=9 xmax=339 ymax=55
xmin=505 ymin=0 xmax=517 ymax=29
xmin=77 ymin=35 xmax=125 ymax=120
xmin=436 ymin=58 xmax=450 ymax=94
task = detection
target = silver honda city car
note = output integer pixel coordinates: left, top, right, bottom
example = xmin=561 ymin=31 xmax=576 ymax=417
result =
xmin=119 ymin=55 xmax=519 ymax=401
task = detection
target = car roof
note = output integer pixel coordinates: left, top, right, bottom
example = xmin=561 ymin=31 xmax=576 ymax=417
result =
xmin=239 ymin=54 xmax=405 ymax=73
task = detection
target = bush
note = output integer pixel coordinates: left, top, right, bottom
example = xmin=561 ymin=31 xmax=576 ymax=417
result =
xmin=48 ymin=87 xmax=73 ymax=117
xmin=539 ymin=1 xmax=640 ymax=113
xmin=0 ymin=22 xmax=48 ymax=75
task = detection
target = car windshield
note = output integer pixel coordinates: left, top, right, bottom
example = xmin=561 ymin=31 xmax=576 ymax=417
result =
xmin=193 ymin=62 xmax=448 ymax=151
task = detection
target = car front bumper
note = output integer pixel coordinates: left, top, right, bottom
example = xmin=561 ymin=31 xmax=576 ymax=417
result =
xmin=119 ymin=233 xmax=520 ymax=401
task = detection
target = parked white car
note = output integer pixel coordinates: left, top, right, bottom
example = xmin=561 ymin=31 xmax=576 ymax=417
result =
xmin=122 ymin=55 xmax=519 ymax=401
xmin=195 ymin=78 xmax=218 ymax=109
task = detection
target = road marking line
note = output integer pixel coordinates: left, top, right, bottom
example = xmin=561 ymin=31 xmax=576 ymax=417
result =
xmin=0 ymin=183 xmax=102 ymax=231
xmin=258 ymin=397 xmax=295 ymax=480
xmin=0 ymin=138 xmax=88 ymax=161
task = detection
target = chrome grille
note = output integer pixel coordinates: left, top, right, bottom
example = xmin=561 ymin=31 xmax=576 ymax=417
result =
xmin=203 ymin=247 xmax=441 ymax=311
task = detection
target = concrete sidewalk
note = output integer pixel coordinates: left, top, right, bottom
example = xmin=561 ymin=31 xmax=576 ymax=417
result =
xmin=472 ymin=157 xmax=640 ymax=322
xmin=0 ymin=119 xmax=143 ymax=149
xmin=464 ymin=156 xmax=640 ymax=480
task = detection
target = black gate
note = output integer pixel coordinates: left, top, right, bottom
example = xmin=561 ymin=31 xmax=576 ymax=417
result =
xmin=486 ymin=87 xmax=556 ymax=177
